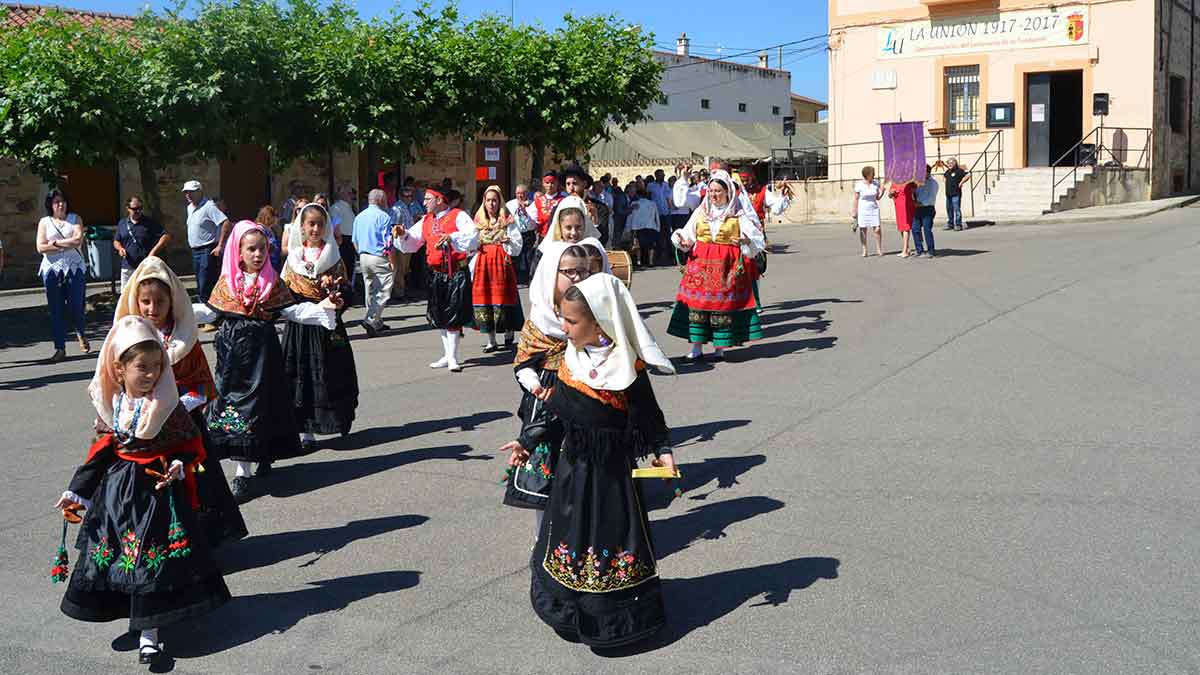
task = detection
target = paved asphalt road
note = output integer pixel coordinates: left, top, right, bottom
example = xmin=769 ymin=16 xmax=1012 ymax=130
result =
xmin=2 ymin=206 xmax=1199 ymax=674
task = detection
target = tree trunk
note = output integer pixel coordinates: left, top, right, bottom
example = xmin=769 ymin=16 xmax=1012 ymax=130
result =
xmin=531 ymin=142 xmax=545 ymax=184
xmin=136 ymin=152 xmax=163 ymax=223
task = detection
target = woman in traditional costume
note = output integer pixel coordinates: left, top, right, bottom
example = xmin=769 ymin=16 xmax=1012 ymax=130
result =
xmin=195 ymin=221 xmax=339 ymax=503
xmin=113 ymin=257 xmax=247 ymax=547
xmin=500 ymin=244 xmax=598 ymax=536
xmin=54 ymin=316 xmax=231 ymax=666
xmin=668 ymin=170 xmax=765 ymax=362
xmin=280 ymin=204 xmax=359 ymax=448
xmin=517 ymin=273 xmax=675 ymax=649
xmin=470 ymin=186 xmax=524 ymax=352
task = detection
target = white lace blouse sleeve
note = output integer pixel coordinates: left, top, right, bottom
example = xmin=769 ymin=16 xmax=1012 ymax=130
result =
xmin=503 ymin=220 xmax=524 ymax=257
xmin=192 ymin=303 xmax=217 ymax=324
xmin=396 ymin=219 xmax=425 ymax=254
xmin=281 ymin=302 xmax=337 ymax=330
xmin=738 ymin=214 xmax=766 ymax=257
xmin=672 ymin=213 xmax=698 ymax=249
xmin=765 ymin=189 xmax=791 ymax=215
xmin=450 ymin=211 xmax=478 ymax=253
xmin=516 ymin=367 xmax=542 ymax=394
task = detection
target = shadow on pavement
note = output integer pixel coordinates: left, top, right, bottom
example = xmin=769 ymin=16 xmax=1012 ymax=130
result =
xmin=758 ymin=298 xmax=861 ymax=312
xmin=652 ymin=496 xmax=786 ymax=559
xmin=759 ymin=309 xmax=826 ymax=325
xmin=326 ymin=410 xmax=512 ymax=452
xmin=595 ymin=557 xmax=840 ymax=657
xmin=759 ymin=318 xmax=831 ymax=341
xmin=643 ymin=453 xmax=766 ymax=511
xmin=266 ymin=444 xmax=492 ymax=498
xmin=0 ymin=366 xmax=96 ymax=391
xmin=0 ymin=292 xmax=115 ymax=349
xmin=726 ymin=336 xmax=838 ymax=362
xmin=220 ymin=514 xmax=430 ymax=574
xmin=669 ymin=419 xmax=751 ymax=448
xmin=637 ymin=300 xmax=675 ymax=320
xmin=173 ymin=570 xmax=421 ymax=657
xmin=932 ymin=248 xmax=989 ymax=257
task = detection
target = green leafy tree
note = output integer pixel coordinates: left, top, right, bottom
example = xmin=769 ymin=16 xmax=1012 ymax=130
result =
xmin=465 ymin=13 xmax=663 ymax=177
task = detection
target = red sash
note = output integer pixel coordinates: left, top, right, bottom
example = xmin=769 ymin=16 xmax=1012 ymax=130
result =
xmin=86 ymin=433 xmax=206 ymax=508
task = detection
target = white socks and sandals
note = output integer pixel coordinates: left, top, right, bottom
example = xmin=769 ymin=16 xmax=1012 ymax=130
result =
xmin=429 ymin=329 xmax=463 ymax=372
xmin=138 ymin=628 xmax=162 ymax=664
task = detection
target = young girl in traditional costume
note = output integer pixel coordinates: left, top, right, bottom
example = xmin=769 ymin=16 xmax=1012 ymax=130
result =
xmin=516 ymin=273 xmax=675 ymax=649
xmin=54 ymin=316 xmax=231 ymax=666
xmin=668 ymin=170 xmax=766 ymax=362
xmin=538 ymin=196 xmax=604 ymax=252
xmin=501 ymin=244 xmax=598 ymax=533
xmin=114 ymin=257 xmax=247 ymax=546
xmin=470 ymin=186 xmax=524 ymax=352
xmin=280 ymin=204 xmax=359 ymax=448
xmin=196 ymin=221 xmax=339 ymax=503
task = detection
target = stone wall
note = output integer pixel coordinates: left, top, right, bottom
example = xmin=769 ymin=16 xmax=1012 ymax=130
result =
xmin=0 ymin=159 xmax=51 ymax=287
xmin=1152 ymin=2 xmax=1200 ymax=197
xmin=777 ymin=174 xmax=995 ymax=225
xmin=1052 ymin=168 xmax=1151 ymax=211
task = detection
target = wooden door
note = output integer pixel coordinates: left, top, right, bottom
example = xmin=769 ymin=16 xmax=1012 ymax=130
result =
xmin=475 ymin=140 xmax=512 ymax=208
xmin=60 ymin=161 xmax=120 ymax=226
xmin=219 ymin=144 xmax=271 ymax=222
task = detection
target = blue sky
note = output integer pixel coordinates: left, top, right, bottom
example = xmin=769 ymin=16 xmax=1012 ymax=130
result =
xmin=62 ymin=0 xmax=830 ymax=100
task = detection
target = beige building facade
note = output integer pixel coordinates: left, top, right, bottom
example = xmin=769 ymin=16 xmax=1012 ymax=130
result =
xmin=827 ymin=0 xmax=1199 ymax=199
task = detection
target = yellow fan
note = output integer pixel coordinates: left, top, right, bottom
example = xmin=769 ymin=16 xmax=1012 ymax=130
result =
xmin=631 ymin=466 xmax=681 ymax=479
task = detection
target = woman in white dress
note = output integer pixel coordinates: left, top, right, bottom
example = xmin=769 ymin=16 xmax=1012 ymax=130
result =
xmin=851 ymin=166 xmax=885 ymax=257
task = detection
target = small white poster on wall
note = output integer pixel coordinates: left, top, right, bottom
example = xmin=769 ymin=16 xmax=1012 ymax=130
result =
xmin=1030 ymin=103 xmax=1046 ymax=122
xmin=484 ymin=147 xmax=501 ymax=162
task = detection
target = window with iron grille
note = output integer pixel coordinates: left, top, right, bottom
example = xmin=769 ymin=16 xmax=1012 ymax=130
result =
xmin=738 ymin=102 xmax=747 ymax=113
xmin=772 ymin=105 xmax=780 ymax=115
xmin=700 ymin=98 xmax=710 ymax=109
xmin=944 ymin=65 xmax=980 ymax=135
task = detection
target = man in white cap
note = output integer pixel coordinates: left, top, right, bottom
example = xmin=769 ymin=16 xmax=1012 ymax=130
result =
xmin=182 ymin=180 xmax=230 ymax=311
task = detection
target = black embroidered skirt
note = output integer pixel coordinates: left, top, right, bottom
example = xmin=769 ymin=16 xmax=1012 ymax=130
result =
xmin=60 ymin=460 xmax=230 ymax=630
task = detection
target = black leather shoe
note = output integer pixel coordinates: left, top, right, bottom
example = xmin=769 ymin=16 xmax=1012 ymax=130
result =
xmin=254 ymin=461 xmax=273 ymax=477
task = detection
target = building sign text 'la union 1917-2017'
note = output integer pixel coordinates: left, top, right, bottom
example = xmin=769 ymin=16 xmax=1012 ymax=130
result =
xmin=878 ymin=6 xmax=1089 ymax=60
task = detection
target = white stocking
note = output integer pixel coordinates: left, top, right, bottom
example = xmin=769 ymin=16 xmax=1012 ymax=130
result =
xmin=139 ymin=628 xmax=159 ymax=649
xmin=234 ymin=461 xmax=252 ymax=478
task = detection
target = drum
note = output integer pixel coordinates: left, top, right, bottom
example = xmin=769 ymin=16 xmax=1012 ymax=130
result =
xmin=606 ymin=249 xmax=633 ymax=288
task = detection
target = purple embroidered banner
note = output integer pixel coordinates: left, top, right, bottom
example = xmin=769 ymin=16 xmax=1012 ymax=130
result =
xmin=881 ymin=121 xmax=926 ymax=183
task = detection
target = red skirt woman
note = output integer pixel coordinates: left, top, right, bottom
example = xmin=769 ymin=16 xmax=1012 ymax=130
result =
xmin=891 ymin=181 xmax=916 ymax=257
xmin=471 ymin=186 xmax=525 ymax=351
xmin=667 ymin=171 xmax=766 ymax=361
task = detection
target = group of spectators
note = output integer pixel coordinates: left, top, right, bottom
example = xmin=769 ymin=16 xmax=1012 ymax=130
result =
xmin=850 ymin=157 xmax=971 ymax=258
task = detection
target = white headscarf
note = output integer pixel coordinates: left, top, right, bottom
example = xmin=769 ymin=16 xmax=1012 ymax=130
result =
xmin=528 ymin=240 xmax=611 ymax=338
xmin=538 ymin=195 xmax=603 ymax=252
xmin=89 ymin=315 xmax=181 ymax=440
xmin=113 ymin=256 xmax=195 ymax=365
xmin=286 ymin=203 xmax=340 ymax=279
xmin=563 ymin=273 xmax=674 ymax=391
xmin=701 ymin=170 xmax=742 ymax=224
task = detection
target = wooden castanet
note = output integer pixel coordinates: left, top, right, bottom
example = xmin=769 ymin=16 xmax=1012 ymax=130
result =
xmin=606 ymin=249 xmax=633 ymax=288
